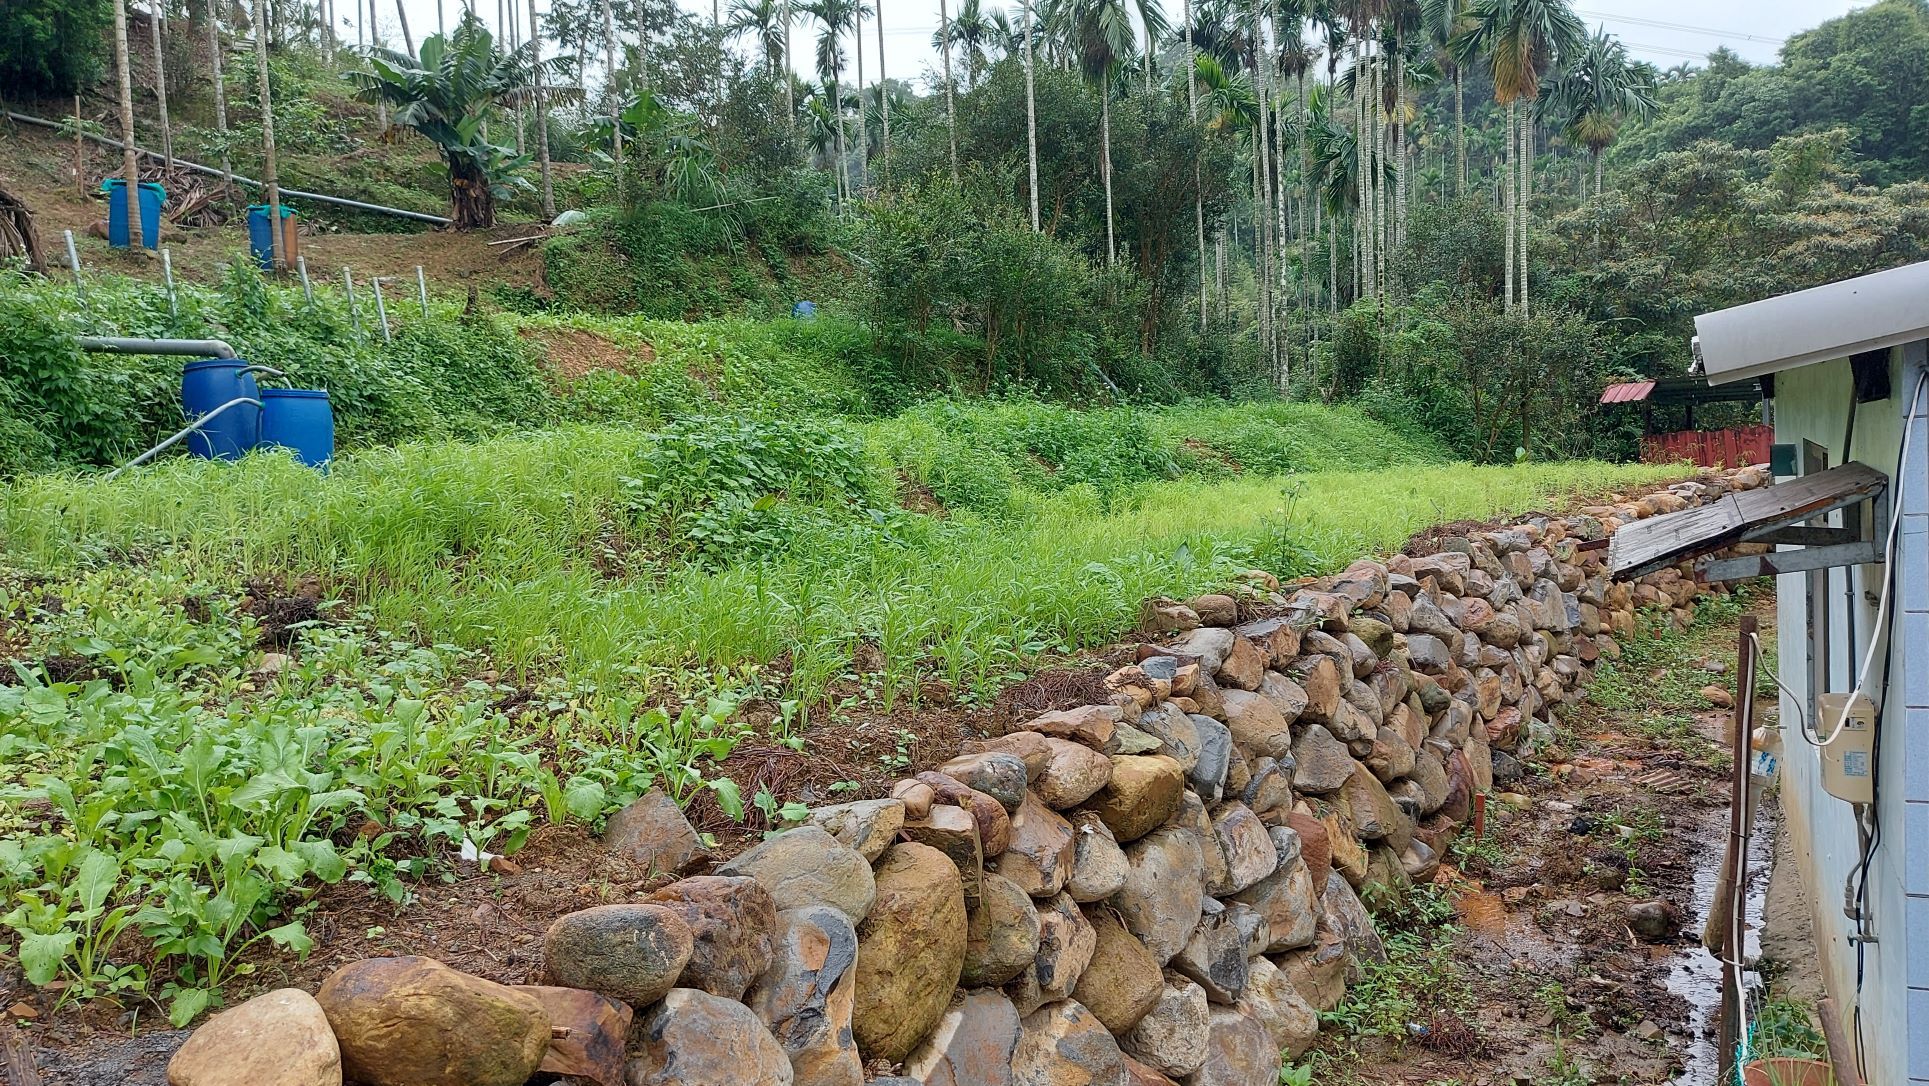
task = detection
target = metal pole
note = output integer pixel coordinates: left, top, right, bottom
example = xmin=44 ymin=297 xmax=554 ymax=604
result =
xmin=64 ymin=229 xmax=85 ymax=305
xmin=343 ymin=267 xmax=361 ymax=333
xmin=1713 ymin=614 xmax=1758 ymax=1085
xmin=297 ymin=255 xmax=314 ymax=306
xmin=371 ymin=277 xmax=392 ymax=342
xmin=416 ymin=265 xmax=428 ymax=317
xmin=161 ymin=247 xmax=178 ymax=318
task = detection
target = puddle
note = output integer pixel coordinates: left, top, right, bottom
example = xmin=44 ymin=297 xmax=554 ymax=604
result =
xmin=1667 ymin=800 xmax=1777 ymax=1085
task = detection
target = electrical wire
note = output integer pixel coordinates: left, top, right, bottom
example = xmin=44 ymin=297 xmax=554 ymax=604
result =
xmin=1799 ymin=368 xmax=1929 ymax=748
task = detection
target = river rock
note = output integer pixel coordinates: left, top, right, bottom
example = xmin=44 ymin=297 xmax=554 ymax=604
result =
xmin=1320 ymin=872 xmax=1386 ymax=964
xmin=1279 ymin=812 xmax=1331 ymax=891
xmin=167 ymin=988 xmax=342 ymax=1086
xmin=746 ymin=906 xmax=862 ymax=1086
xmin=1121 ymin=974 xmax=1210 ymax=1078
xmin=1036 ymin=738 xmax=1116 ymax=808
xmin=316 ymin=957 xmax=549 ymax=1086
xmin=997 ymin=791 xmax=1078 ymax=897
xmin=1166 ymin=627 xmax=1236 ymax=673
xmin=904 ymin=990 xmax=1022 ymax=1086
xmin=965 ymin=873 xmax=1043 ymax=987
xmin=804 ymin=799 xmax=906 ymax=861
xmin=1206 ymin=803 xmax=1276 ymax=896
xmin=939 ymin=753 xmax=1033 ymax=812
xmin=1187 ymin=715 xmax=1234 ymax=803
xmin=1087 ymin=755 xmax=1186 ymax=843
xmin=646 ymin=876 xmax=779 ymax=1001
xmin=1256 ymin=673 xmax=1308 ymax=724
xmin=852 ymin=843 xmax=968 ymax=1063
xmin=1021 ymin=705 xmax=1122 ymax=748
xmin=916 ymin=772 xmax=1012 ymax=857
xmin=1134 ymin=706 xmax=1202 ymax=771
xmin=543 ymin=903 xmax=694 ymax=1009
xmin=1216 ymin=635 xmax=1266 ymax=690
xmin=627 ymin=988 xmax=794 ymax=1086
xmin=1066 ymin=813 xmax=1129 ymax=903
xmin=1238 ymin=958 xmax=1318 ymax=1059
xmin=1172 ymin=902 xmax=1248 ymax=1004
xmin=966 ymin=732 xmax=1056 ymax=781
xmin=1229 ymin=828 xmax=1316 ymax=953
xmin=1284 ymin=656 xmax=1342 ymax=724
xmin=719 ymin=826 xmax=877 ymax=924
xmin=1072 ymin=908 xmax=1164 ymax=1033
xmin=1364 ymin=725 xmax=1415 ymax=783
xmin=1183 ymin=1008 xmax=1275 ymax=1086
xmin=1142 ymin=598 xmax=1202 ymax=634
xmin=1113 ymin=827 xmax=1206 ymax=963
xmin=516 ymin=986 xmax=632 ymax=1086
xmin=1289 ymin=725 xmax=1353 ymax=795
xmin=1126 ymin=1059 xmax=1181 ymax=1086
xmin=602 ymin=789 xmax=706 ymax=875
xmin=1275 ymin=930 xmax=1349 ymax=1012
xmin=1219 ymin=689 xmax=1291 ymax=761
xmin=903 ymin=804 xmax=985 ymax=907
xmin=1012 ymin=1000 xmax=1127 ymax=1086
xmin=1013 ymin=892 xmax=1097 ymax=1009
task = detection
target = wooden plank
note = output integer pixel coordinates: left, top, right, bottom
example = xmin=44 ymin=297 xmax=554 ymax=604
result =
xmin=1609 ymin=496 xmax=1743 ymax=575
xmin=1729 ymin=461 xmax=1886 ymax=523
xmin=1610 ymin=462 xmax=1888 ymax=579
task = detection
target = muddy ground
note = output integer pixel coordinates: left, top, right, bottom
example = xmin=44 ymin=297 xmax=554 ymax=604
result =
xmin=1320 ymin=593 xmax=1776 ymax=1086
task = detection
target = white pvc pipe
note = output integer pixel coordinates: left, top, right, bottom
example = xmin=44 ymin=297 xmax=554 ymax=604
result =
xmin=77 ymin=336 xmax=238 ymax=359
xmin=105 ymin=396 xmax=263 ymax=480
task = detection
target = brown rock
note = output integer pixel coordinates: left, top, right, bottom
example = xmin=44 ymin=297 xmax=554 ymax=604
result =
xmin=1280 ymin=812 xmax=1332 ymax=892
xmin=1013 ymin=892 xmax=1096 ymax=1007
xmin=940 ymin=753 xmax=1033 ymax=812
xmin=1142 ymin=598 xmax=1203 ymax=634
xmin=1085 ymin=755 xmax=1186 ymax=843
xmin=1219 ymin=689 xmax=1291 ymax=761
xmin=602 ymin=790 xmax=705 ymax=875
xmin=1238 ymin=958 xmax=1318 ymax=1060
xmin=167 ymin=988 xmax=342 ymax=1086
xmin=1126 ymin=1058 xmax=1183 ymax=1086
xmin=1012 ymin=1000 xmax=1127 ymax=1086
xmin=903 ymin=804 xmax=985 ymax=907
xmin=852 ymin=844 xmax=968 ymax=1064
xmin=966 ymin=733 xmax=1056 ymax=782
xmin=1072 ymin=909 xmax=1164 ymax=1033
xmin=916 ymin=772 xmax=1013 ymax=857
xmin=1186 ymin=594 xmax=1239 ymax=626
xmin=1066 ymin=812 xmax=1129 ymax=903
xmin=965 ymin=873 xmax=1043 ymax=987
xmin=718 ymin=826 xmax=877 ymax=923
xmin=1229 ymin=830 xmax=1317 ymax=953
xmin=1206 ymin=803 xmax=1276 ymax=896
xmin=747 ymin=906 xmax=862 ymax=1086
xmin=1021 ymin=706 xmax=1121 ymax=748
xmin=996 ymin=791 xmax=1078 ymax=897
xmin=905 ymin=989 xmax=1022 ymax=1086
xmin=802 ymin=799 xmax=906 ymax=862
xmin=543 ymin=904 xmax=694 ymax=1008
xmin=1112 ymin=827 xmax=1206 ymax=963
xmin=517 ymin=986 xmax=632 ymax=1086
xmin=1215 ymin=636 xmax=1266 ymax=691
xmin=646 ymin=876 xmax=779 ymax=1001
xmin=1284 ymin=656 xmax=1342 ymax=724
xmin=1121 ymin=975 xmax=1210 ymax=1078
xmin=1274 ymin=931 xmax=1349 ymax=1012
xmin=316 ymin=957 xmax=549 ymax=1086
xmin=1172 ymin=903 xmax=1250 ymax=1005
xmin=1182 ymin=1008 xmax=1276 ymax=1086
xmin=1036 ymin=738 xmax=1116 ymax=809
xmin=626 ymin=988 xmax=793 ymax=1086
xmin=894 ymin=780 xmax=938 ymax=819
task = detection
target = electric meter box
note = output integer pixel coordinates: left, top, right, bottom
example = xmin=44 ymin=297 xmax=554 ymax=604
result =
xmin=1818 ymin=692 xmax=1877 ymax=804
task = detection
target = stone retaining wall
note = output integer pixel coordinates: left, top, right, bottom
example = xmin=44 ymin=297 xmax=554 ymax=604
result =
xmin=164 ymin=466 xmax=1771 ymax=1086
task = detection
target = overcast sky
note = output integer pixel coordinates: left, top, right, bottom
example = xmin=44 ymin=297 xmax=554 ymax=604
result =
xmin=370 ymin=0 xmax=1865 ymax=92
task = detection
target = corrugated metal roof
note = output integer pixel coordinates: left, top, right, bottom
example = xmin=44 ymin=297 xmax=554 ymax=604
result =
xmin=1600 ymin=381 xmax=1656 ymax=404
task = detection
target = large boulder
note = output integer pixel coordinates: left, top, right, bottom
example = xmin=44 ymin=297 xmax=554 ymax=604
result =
xmin=1283 ymin=656 xmax=1342 ymax=724
xmin=646 ymin=876 xmax=780 ymax=1001
xmin=1010 ymin=892 xmax=1097 ymax=1010
xmin=904 ymin=990 xmax=1023 ymax=1086
xmin=627 ymin=988 xmax=794 ymax=1086
xmin=602 ymin=789 xmax=706 ymax=875
xmin=316 ymin=957 xmax=549 ymax=1086
xmin=1320 ymin=872 xmax=1387 ymax=964
xmin=1012 ymin=1001 xmax=1128 ymax=1086
xmin=1121 ymin=975 xmax=1210 ymax=1078
xmin=940 ymin=752 xmax=1034 ymax=812
xmin=997 ymin=791 xmax=1078 ymax=898
xmin=852 ymin=843 xmax=968 ymax=1064
xmin=1237 ymin=958 xmax=1319 ymax=1060
xmin=903 ymin=805 xmax=986 ymax=907
xmin=1205 ymin=803 xmax=1276 ymax=897
xmin=543 ymin=904 xmax=695 ymax=1008
xmin=965 ymin=873 xmax=1043 ymax=987
xmin=1229 ymin=828 xmax=1317 ymax=953
xmin=1112 ymin=827 xmax=1206 ymax=963
xmin=1182 ymin=1008 xmax=1276 ymax=1086
xmin=1134 ymin=706 xmax=1203 ymax=771
xmin=746 ymin=906 xmax=863 ymax=1086
xmin=1035 ymin=739 xmax=1116 ymax=809
xmin=719 ymin=826 xmax=878 ymax=924
xmin=1288 ymin=726 xmax=1353 ymax=795
xmin=1086 ymin=755 xmax=1186 ymax=843
xmin=167 ymin=988 xmax=342 ymax=1086
xmin=1218 ymin=690 xmax=1290 ymax=761
xmin=1071 ymin=909 xmax=1164 ymax=1033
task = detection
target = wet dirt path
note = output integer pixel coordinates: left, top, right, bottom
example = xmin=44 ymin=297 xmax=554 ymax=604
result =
xmin=1313 ymin=590 xmax=1774 ymax=1086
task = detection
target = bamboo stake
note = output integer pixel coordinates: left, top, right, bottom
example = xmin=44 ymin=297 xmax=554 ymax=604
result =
xmin=162 ymin=246 xmax=178 ymax=317
xmin=297 ymin=254 xmax=314 ymax=305
xmin=65 ymin=230 xmax=87 ymax=305
xmin=343 ymin=267 xmax=361 ymax=332
xmin=371 ymin=276 xmax=391 ymax=341
xmin=416 ymin=265 xmax=428 ymax=316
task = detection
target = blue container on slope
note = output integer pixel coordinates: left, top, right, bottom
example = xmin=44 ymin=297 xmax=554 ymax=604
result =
xmin=246 ymin=204 xmax=296 ymax=269
xmin=103 ymin=179 xmax=166 ymax=250
xmin=179 ymin=359 xmax=262 ymax=460
xmin=260 ymin=389 xmax=335 ymax=467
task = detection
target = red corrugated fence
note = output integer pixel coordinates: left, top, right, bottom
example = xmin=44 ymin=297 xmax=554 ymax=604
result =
xmin=1640 ymin=425 xmax=1773 ymax=468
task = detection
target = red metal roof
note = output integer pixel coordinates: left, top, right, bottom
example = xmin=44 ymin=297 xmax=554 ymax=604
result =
xmin=1600 ymin=380 xmax=1656 ymax=404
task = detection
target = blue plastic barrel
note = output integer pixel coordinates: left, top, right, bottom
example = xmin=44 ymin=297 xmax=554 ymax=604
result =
xmin=791 ymin=300 xmax=817 ymax=320
xmin=246 ymin=205 xmax=296 ymax=269
xmin=260 ymin=389 xmax=334 ymax=467
xmin=179 ymin=360 xmax=262 ymax=460
xmin=103 ymin=179 xmax=165 ymax=250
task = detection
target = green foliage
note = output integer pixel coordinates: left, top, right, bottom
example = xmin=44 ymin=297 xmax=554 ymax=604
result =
xmin=0 ymin=0 xmax=109 ymax=96
xmin=1750 ymin=996 xmax=1826 ymax=1060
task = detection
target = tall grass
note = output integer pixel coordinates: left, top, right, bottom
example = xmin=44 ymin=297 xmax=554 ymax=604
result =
xmin=0 ymin=429 xmax=1678 ymax=701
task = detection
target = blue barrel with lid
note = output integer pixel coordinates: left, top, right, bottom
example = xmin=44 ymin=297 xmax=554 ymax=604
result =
xmin=103 ymin=179 xmax=166 ymax=250
xmin=179 ymin=359 xmax=262 ymax=460
xmin=260 ymin=389 xmax=334 ymax=467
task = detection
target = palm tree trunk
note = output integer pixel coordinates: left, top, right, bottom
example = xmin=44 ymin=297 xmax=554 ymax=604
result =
xmin=1184 ymin=0 xmax=1204 ymax=326
xmin=148 ymin=4 xmax=175 ymax=170
xmin=528 ymin=0 xmax=554 ymax=216
xmin=395 ymin=0 xmax=414 ymax=54
xmin=251 ymin=0 xmax=282 ymax=268
xmin=1327 ymin=209 xmax=1337 ymax=311
xmin=1454 ymin=68 xmax=1465 ymax=196
xmin=1519 ymin=110 xmax=1530 ymax=316
xmin=599 ymin=0 xmax=623 ymax=201
xmin=940 ymin=0 xmax=958 ymax=180
xmin=206 ymin=0 xmax=233 ymax=190
xmin=854 ymin=5 xmax=867 ymax=185
xmin=784 ymin=0 xmax=796 ymax=129
xmin=1593 ymin=148 xmax=1603 ymax=197
xmin=1251 ymin=0 xmax=1272 ymax=359
xmin=1101 ymin=87 xmax=1116 ymax=264
xmin=1024 ymin=0 xmax=1039 ymax=230
xmin=1253 ymin=146 xmax=1268 ymax=348
xmin=112 ymin=0 xmax=143 ymax=250
xmin=877 ymin=0 xmax=889 ymax=167
xmin=834 ymin=69 xmax=849 ymax=208
xmin=1502 ymin=98 xmax=1514 ymax=311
